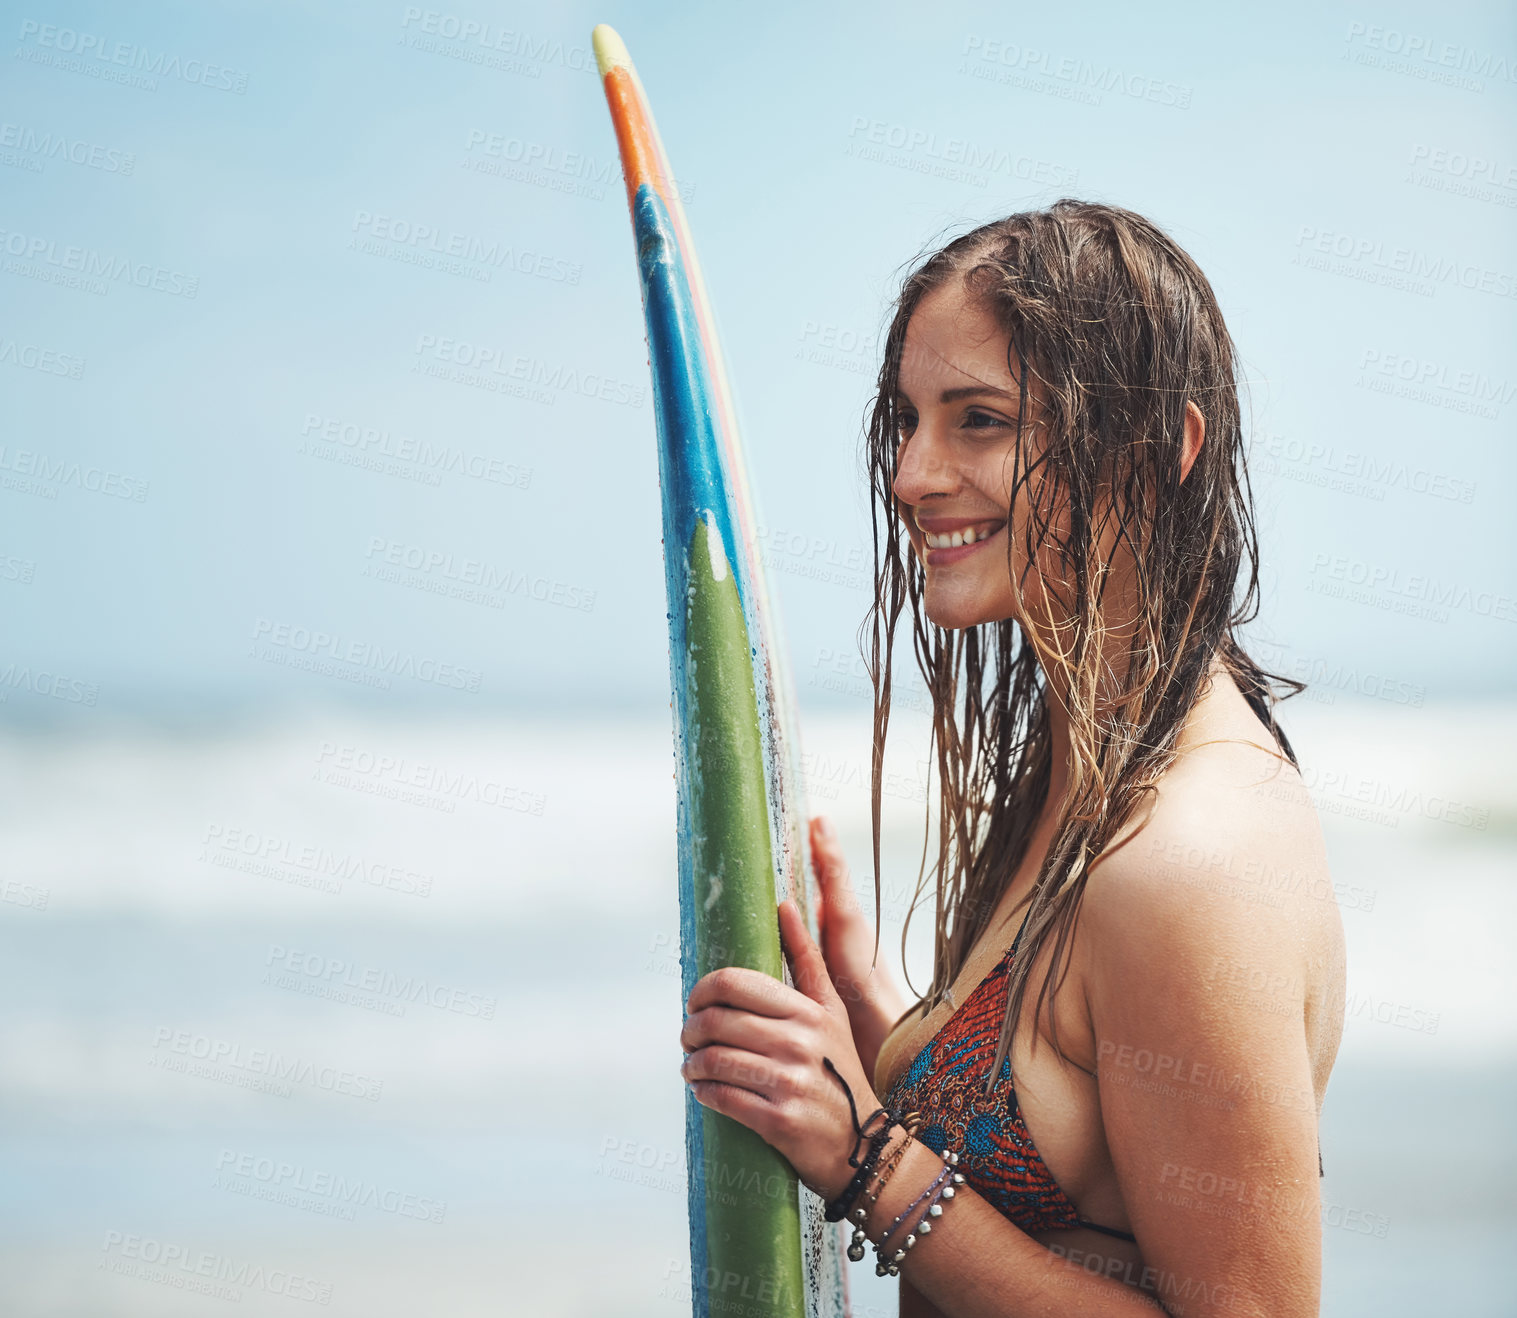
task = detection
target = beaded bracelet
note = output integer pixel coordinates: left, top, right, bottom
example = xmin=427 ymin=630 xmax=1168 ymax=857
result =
xmin=874 ymin=1149 xmax=965 ymax=1277
xmin=866 ymin=1118 xmax=918 ymax=1207
xmin=872 ymin=1156 xmax=950 ymax=1275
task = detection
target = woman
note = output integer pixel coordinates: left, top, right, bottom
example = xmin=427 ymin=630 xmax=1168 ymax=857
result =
xmin=679 ymin=199 xmax=1346 ymax=1316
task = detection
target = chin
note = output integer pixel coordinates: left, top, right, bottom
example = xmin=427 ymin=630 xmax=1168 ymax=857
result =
xmin=922 ymin=587 xmax=1003 ymax=631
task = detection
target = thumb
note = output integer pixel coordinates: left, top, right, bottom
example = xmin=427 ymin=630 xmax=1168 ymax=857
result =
xmin=777 ymin=897 xmax=839 ymax=1010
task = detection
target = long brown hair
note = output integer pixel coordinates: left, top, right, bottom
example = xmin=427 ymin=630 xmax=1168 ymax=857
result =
xmin=861 ymin=199 xmax=1302 ymax=1088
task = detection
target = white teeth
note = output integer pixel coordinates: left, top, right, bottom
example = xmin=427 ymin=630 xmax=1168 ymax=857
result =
xmin=923 ymin=522 xmax=1002 ymax=549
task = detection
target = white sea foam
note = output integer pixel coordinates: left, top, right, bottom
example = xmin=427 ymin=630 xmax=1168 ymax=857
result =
xmin=0 ymin=700 xmax=1510 ymax=1316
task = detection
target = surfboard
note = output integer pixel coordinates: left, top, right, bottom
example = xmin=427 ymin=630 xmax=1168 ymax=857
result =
xmin=592 ymin=24 xmax=854 ymax=1318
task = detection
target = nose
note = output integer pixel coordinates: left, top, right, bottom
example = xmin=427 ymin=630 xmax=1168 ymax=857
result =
xmin=891 ymin=418 xmax=961 ymax=513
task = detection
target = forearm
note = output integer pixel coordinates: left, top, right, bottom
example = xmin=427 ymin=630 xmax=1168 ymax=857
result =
xmin=862 ymin=1134 xmax=1166 ymax=1318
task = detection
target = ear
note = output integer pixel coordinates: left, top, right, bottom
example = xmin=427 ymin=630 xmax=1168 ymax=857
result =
xmin=1180 ymin=400 xmax=1205 ymax=485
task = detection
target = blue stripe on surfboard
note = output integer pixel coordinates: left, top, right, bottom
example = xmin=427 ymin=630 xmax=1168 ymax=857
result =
xmin=632 ymin=182 xmax=752 ymax=622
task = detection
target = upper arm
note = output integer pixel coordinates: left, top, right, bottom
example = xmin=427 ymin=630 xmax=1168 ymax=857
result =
xmin=1081 ymin=815 xmax=1324 ymax=1318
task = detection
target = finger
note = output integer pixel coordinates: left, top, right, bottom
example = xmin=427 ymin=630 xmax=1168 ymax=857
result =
xmin=681 ymin=1044 xmax=788 ymax=1100
xmin=683 ymin=1071 xmax=772 ymax=1128
xmin=809 ymin=815 xmax=844 ymax=874
xmin=686 ymin=966 xmax=798 ymax=1019
xmin=809 ymin=818 xmax=861 ymax=918
xmin=807 ymin=820 xmax=835 ymax=943
xmin=778 ymin=898 xmax=839 ymax=1009
xmin=680 ymin=1005 xmax=797 ymax=1058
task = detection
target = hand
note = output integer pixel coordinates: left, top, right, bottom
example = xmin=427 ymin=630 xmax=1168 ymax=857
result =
xmin=680 ymin=897 xmax=886 ymax=1202
xmin=809 ymin=815 xmax=906 ymax=1077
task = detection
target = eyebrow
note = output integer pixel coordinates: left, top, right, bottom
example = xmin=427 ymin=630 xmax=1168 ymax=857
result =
xmin=895 ymin=385 xmax=1021 ymax=404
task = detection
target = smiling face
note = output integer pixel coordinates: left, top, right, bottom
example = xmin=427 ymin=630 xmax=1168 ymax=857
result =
xmin=891 ymin=277 xmax=1056 ymax=632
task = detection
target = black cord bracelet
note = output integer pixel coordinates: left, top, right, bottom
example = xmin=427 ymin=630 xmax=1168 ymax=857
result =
xmin=820 ymin=1056 xmax=903 ymax=1223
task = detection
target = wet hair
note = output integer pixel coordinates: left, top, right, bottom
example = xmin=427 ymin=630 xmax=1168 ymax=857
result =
xmin=860 ymin=198 xmax=1302 ymax=1087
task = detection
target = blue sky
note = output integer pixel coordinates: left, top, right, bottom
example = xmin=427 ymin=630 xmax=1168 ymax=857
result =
xmin=4 ymin=0 xmax=1514 ymax=723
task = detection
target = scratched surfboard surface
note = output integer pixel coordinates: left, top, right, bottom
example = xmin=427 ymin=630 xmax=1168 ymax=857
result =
xmin=593 ymin=24 xmax=852 ymax=1318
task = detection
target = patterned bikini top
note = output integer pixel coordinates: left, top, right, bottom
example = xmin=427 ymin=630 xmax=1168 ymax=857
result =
xmin=878 ymin=907 xmax=1326 ymax=1242
xmin=876 ymin=914 xmax=1137 ymax=1242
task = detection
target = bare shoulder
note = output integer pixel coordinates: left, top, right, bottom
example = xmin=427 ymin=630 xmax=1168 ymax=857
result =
xmin=1078 ymin=731 xmax=1347 ymax=1092
xmin=1087 ymin=733 xmax=1332 ymax=931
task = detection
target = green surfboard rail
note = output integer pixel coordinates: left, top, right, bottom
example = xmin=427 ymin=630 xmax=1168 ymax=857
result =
xmin=686 ymin=512 xmax=804 ymax=1318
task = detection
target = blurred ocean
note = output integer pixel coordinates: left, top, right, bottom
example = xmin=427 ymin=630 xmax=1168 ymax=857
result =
xmin=0 ymin=698 xmax=1513 ymax=1317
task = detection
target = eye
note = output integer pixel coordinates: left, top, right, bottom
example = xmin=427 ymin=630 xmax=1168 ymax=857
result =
xmin=895 ymin=409 xmax=918 ymax=441
xmin=963 ymin=409 xmax=1010 ymax=431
